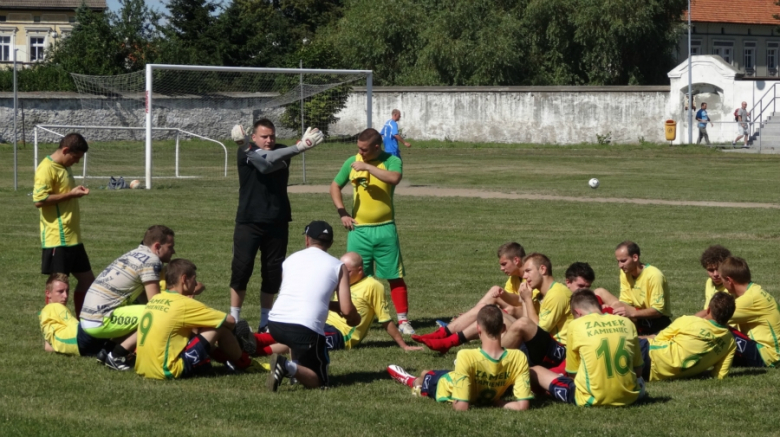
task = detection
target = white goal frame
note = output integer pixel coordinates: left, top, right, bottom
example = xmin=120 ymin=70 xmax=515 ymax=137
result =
xmin=143 ymin=64 xmax=374 ymax=189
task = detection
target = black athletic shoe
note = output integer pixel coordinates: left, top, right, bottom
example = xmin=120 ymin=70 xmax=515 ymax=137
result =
xmin=234 ymin=320 xmax=257 ymax=355
xmin=95 ymin=348 xmax=109 ymax=364
xmin=105 ymin=352 xmax=134 ymax=371
xmin=266 ymin=354 xmax=289 ymax=392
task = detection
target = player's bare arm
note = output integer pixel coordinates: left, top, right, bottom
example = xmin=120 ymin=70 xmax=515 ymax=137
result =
xmin=337 ymin=265 xmax=361 ymax=326
xmin=499 ymin=400 xmax=530 ymax=411
xmin=143 ymin=280 xmax=161 ymax=301
xmin=350 ymin=161 xmax=402 ymax=185
xmin=452 ymin=400 xmax=469 ymax=411
xmin=34 ymin=186 xmax=89 ymax=208
xmin=393 ymin=134 xmax=411 ymax=148
xmin=519 ymin=283 xmax=539 ymax=324
xmin=384 ymin=321 xmax=423 ymax=351
xmin=329 ymin=181 xmax=357 ymax=230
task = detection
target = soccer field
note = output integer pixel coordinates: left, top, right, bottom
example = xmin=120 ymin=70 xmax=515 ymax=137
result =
xmin=1 ymin=140 xmax=779 ymax=436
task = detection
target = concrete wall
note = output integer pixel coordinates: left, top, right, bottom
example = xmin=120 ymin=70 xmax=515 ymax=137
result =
xmin=1 ymin=86 xmax=674 ymax=146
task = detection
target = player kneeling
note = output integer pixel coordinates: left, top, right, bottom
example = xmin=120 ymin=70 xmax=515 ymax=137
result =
xmin=388 ymin=305 xmax=533 ymax=411
xmin=135 ymin=259 xmax=266 ymax=379
xmin=531 ymin=290 xmax=646 ymax=407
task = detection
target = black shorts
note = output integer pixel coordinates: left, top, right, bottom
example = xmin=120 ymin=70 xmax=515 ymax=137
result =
xmin=635 ymin=315 xmax=672 ymax=336
xmin=76 ymin=324 xmax=111 ymax=357
xmin=520 ymin=326 xmax=566 ymax=368
xmin=639 ymin=338 xmax=652 ymax=380
xmin=324 ymin=324 xmax=345 ymax=351
xmin=41 ymin=244 xmax=92 ymax=275
xmin=230 ymin=222 xmax=288 ymax=293
xmin=731 ymin=328 xmax=766 ymax=368
xmin=181 ymin=334 xmax=214 ymax=378
xmin=421 ymin=370 xmax=449 ymax=400
xmin=268 ymin=321 xmax=330 ymax=385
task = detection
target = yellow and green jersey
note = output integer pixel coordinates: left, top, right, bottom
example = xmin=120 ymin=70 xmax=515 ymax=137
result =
xmin=39 ymin=303 xmax=80 ymax=356
xmin=431 ymin=371 xmax=469 ymax=402
xmin=325 ymin=276 xmax=392 ymax=348
xmin=33 ymin=156 xmax=82 ymax=248
xmin=565 ymin=312 xmax=643 ymax=407
xmin=135 ymin=291 xmax=227 ymax=380
xmin=538 ymin=281 xmax=573 ymax=345
xmin=703 ymin=278 xmax=730 ymax=310
xmin=333 ymin=152 xmax=402 ymax=225
xmin=451 ymin=348 xmax=534 ymax=405
xmin=648 ymin=315 xmax=735 ymax=381
xmin=729 ymin=283 xmax=780 ymax=367
xmin=504 ymin=275 xmax=541 ymax=314
xmin=619 ymin=264 xmax=672 ymax=317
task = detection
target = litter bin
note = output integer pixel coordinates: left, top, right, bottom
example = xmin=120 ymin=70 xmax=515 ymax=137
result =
xmin=664 ymin=120 xmax=676 ymax=141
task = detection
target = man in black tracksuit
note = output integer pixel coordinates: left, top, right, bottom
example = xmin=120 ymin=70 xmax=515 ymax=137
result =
xmin=228 ymin=118 xmax=324 ymax=330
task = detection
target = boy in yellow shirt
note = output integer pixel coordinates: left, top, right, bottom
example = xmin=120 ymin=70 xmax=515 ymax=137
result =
xmin=531 ymin=289 xmax=645 ymax=407
xmin=699 ymin=245 xmax=733 ymax=310
xmin=640 ymin=292 xmax=736 ymax=381
xmin=387 ymin=305 xmax=533 ymax=411
xmin=720 ymin=257 xmax=780 ymax=368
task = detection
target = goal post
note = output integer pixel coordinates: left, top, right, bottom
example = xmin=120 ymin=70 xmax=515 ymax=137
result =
xmin=142 ymin=64 xmax=373 ymax=189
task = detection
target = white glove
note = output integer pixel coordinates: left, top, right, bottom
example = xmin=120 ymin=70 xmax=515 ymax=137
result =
xmin=295 ymin=127 xmax=324 ymax=152
xmin=231 ymin=125 xmax=250 ymax=146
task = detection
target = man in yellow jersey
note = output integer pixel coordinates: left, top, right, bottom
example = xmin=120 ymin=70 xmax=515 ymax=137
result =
xmin=33 ymin=133 xmax=95 ymax=318
xmin=699 ymin=245 xmax=733 ymax=311
xmin=39 ymin=273 xmax=111 ymax=357
xmin=135 ymin=259 xmax=266 ymax=380
xmin=387 ymin=305 xmax=533 ymax=411
xmin=323 ymin=252 xmax=422 ymax=351
xmin=719 ymin=257 xmax=780 ymax=368
xmin=501 ymin=253 xmax=573 ymax=368
xmin=640 ymin=292 xmax=736 ymax=381
xmin=531 ymin=290 xmax=645 ymax=407
xmin=595 ymin=241 xmax=672 ymax=335
xmin=330 ymin=128 xmax=414 ymax=334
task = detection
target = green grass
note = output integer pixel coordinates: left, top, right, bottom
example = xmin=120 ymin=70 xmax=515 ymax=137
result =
xmin=1 ymin=140 xmax=780 ymax=436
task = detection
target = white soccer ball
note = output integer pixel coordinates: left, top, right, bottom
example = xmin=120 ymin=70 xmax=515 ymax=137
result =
xmin=129 ymin=179 xmax=141 ymax=189
xmin=588 ymin=178 xmax=600 ymax=189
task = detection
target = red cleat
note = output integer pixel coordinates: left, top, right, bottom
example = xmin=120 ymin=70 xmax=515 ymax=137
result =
xmin=411 ymin=327 xmax=448 ymax=343
xmin=387 ymin=365 xmax=416 ymax=387
xmin=420 ymin=334 xmax=461 ymax=354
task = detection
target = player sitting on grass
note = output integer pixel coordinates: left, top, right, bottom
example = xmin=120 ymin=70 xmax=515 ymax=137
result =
xmin=594 ymin=241 xmax=672 ymax=335
xmin=501 ymin=253 xmax=573 ymax=369
xmin=40 ymin=273 xmax=111 ymax=357
xmin=719 ymin=257 xmax=780 ymax=368
xmin=323 ymin=252 xmax=422 ymax=351
xmin=413 ymin=258 xmax=592 ymax=355
xmin=79 ymin=225 xmax=176 ymax=371
xmin=388 ymin=305 xmax=533 ymax=411
xmin=699 ymin=245 xmax=733 ymax=311
xmin=640 ymin=291 xmax=736 ymax=381
xmin=135 ymin=259 xmax=266 ymax=379
xmin=530 ymin=289 xmax=646 ymax=407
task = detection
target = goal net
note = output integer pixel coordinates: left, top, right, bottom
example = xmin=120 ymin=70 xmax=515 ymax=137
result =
xmin=51 ymin=65 xmax=372 ymax=187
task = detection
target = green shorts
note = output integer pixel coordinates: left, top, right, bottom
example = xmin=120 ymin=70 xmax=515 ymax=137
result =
xmin=82 ymin=305 xmax=145 ymax=339
xmin=347 ymin=223 xmax=405 ymax=280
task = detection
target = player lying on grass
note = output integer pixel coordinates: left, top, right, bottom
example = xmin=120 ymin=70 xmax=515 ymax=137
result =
xmin=594 ymin=241 xmax=672 ymax=335
xmin=531 ymin=289 xmax=646 ymax=407
xmin=388 ymin=305 xmax=533 ymax=411
xmin=413 ymin=258 xmax=592 ymax=356
xmin=694 ymin=245 xmax=734 ymax=314
xmin=135 ymin=259 xmax=266 ymax=380
xmin=640 ymin=291 xmax=736 ymax=381
xmin=719 ymin=257 xmax=780 ymax=368
xmin=79 ymin=225 xmax=177 ymax=371
xmin=40 ymin=273 xmax=111 ymax=357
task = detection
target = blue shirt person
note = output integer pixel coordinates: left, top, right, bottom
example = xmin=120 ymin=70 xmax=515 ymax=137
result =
xmin=380 ymin=109 xmax=411 ymax=158
xmin=695 ymin=102 xmax=713 ymax=145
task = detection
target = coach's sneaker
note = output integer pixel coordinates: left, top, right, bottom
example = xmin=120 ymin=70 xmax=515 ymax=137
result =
xmin=234 ymin=320 xmax=257 ymax=355
xmin=387 ymin=365 xmax=415 ymax=387
xmin=105 ymin=352 xmax=134 ymax=371
xmin=398 ymin=320 xmax=416 ymax=335
xmin=266 ymin=354 xmax=290 ymax=392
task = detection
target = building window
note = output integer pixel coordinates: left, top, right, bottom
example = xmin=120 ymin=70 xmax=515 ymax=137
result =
xmin=769 ymin=43 xmax=779 ymax=76
xmin=33 ymin=16 xmax=40 ymax=23
xmin=68 ymin=16 xmax=75 ymax=23
xmin=713 ymin=41 xmax=733 ymax=64
xmin=0 ymin=36 xmax=10 ymax=61
xmin=0 ymin=16 xmax=6 ymax=22
xmin=744 ymin=42 xmax=756 ymax=76
xmin=30 ymin=36 xmax=45 ymax=61
xmin=691 ymin=40 xmax=702 ymax=56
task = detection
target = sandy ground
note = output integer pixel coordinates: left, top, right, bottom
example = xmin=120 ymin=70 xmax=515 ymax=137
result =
xmin=288 ymin=184 xmax=780 ymax=210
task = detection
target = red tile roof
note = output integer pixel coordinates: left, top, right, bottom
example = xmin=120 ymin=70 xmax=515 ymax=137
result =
xmin=685 ymin=0 xmax=780 ymax=25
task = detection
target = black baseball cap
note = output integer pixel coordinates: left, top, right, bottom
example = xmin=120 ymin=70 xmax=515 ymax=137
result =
xmin=303 ymin=220 xmax=333 ymax=242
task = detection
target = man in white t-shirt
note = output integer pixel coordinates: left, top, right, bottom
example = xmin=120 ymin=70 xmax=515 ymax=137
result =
xmin=267 ymin=221 xmax=360 ymax=391
xmin=733 ymin=101 xmax=750 ymax=148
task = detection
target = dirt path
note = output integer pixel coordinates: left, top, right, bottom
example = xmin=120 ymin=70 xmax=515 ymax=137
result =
xmin=288 ymin=185 xmax=780 ymax=210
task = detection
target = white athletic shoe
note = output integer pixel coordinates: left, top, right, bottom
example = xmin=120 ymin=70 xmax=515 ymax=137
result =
xmin=397 ymin=320 xmax=416 ymax=335
xmin=387 ymin=365 xmax=415 ymax=387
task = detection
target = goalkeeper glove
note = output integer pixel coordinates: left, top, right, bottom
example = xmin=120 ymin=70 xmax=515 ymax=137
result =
xmin=295 ymin=127 xmax=324 ymax=152
xmin=231 ymin=124 xmax=251 ymax=146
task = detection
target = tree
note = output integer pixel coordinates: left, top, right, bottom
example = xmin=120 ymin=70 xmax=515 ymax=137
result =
xmin=158 ymin=0 xmax=220 ymax=64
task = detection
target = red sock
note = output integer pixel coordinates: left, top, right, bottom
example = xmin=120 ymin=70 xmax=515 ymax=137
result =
xmin=412 ymin=327 xmax=447 ymax=342
xmin=259 ymin=346 xmax=274 ymax=356
xmin=254 ymin=332 xmax=276 ymax=349
xmin=236 ymin=352 xmax=251 ymax=369
xmin=389 ymin=279 xmax=409 ymax=320
xmin=74 ymin=291 xmax=86 ymax=318
xmin=421 ymin=333 xmax=462 ymax=354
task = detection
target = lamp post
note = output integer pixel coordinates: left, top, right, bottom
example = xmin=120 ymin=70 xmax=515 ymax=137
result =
xmin=688 ymin=0 xmax=693 ymax=144
xmin=13 ymin=47 xmax=18 ymax=190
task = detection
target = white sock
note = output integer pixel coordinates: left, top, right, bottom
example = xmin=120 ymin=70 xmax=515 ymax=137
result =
xmin=397 ymin=312 xmax=408 ymax=323
xmin=285 ymin=360 xmax=298 ymax=376
xmin=260 ymin=308 xmax=270 ymax=328
xmin=230 ymin=306 xmax=241 ymax=321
